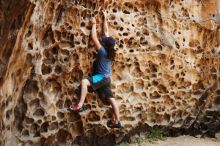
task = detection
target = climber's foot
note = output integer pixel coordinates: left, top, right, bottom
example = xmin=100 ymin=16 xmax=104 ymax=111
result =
xmin=107 ymin=120 xmax=122 ymax=128
xmin=67 ymin=105 xmax=85 ymax=112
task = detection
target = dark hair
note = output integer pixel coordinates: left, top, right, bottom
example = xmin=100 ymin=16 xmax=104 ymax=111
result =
xmin=101 ymin=36 xmax=116 ymax=61
xmin=105 ymin=46 xmax=116 ymax=61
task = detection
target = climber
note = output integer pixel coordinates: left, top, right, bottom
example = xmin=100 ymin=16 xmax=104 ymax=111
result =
xmin=68 ymin=12 xmax=122 ymax=128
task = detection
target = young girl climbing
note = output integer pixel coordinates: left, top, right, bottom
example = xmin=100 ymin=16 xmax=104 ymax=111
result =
xmin=68 ymin=12 xmax=122 ymax=128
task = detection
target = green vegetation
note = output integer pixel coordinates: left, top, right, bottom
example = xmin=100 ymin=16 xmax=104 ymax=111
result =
xmin=145 ymin=128 xmax=167 ymax=143
xmin=119 ymin=128 xmax=167 ymax=146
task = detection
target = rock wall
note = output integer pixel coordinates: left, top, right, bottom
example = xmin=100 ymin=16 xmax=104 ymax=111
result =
xmin=0 ymin=0 xmax=220 ymax=145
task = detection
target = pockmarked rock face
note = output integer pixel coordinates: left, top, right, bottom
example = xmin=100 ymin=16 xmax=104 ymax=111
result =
xmin=0 ymin=0 xmax=220 ymax=145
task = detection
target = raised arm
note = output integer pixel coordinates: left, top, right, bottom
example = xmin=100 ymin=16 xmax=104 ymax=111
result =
xmin=91 ymin=17 xmax=101 ymax=50
xmin=103 ymin=12 xmax=109 ymax=37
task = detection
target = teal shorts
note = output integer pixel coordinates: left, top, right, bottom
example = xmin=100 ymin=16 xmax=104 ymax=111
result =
xmin=91 ymin=74 xmax=104 ymax=84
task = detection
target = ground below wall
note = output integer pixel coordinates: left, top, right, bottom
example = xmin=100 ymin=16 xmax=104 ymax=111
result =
xmin=0 ymin=0 xmax=220 ymax=146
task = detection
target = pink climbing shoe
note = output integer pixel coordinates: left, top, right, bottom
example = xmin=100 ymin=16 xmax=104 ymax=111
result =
xmin=67 ymin=105 xmax=85 ymax=112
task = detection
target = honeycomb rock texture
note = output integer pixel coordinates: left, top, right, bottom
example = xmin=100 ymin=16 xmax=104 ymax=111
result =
xmin=0 ymin=0 xmax=220 ymax=145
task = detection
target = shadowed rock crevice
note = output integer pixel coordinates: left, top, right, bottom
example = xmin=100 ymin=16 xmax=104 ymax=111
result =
xmin=0 ymin=0 xmax=31 ymax=65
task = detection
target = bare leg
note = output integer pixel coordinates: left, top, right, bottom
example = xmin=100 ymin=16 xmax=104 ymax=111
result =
xmin=108 ymin=98 xmax=120 ymax=123
xmin=78 ymin=79 xmax=91 ymax=107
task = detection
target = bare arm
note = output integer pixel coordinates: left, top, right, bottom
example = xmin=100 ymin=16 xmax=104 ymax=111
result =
xmin=91 ymin=18 xmax=101 ymax=49
xmin=103 ymin=12 xmax=109 ymax=37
